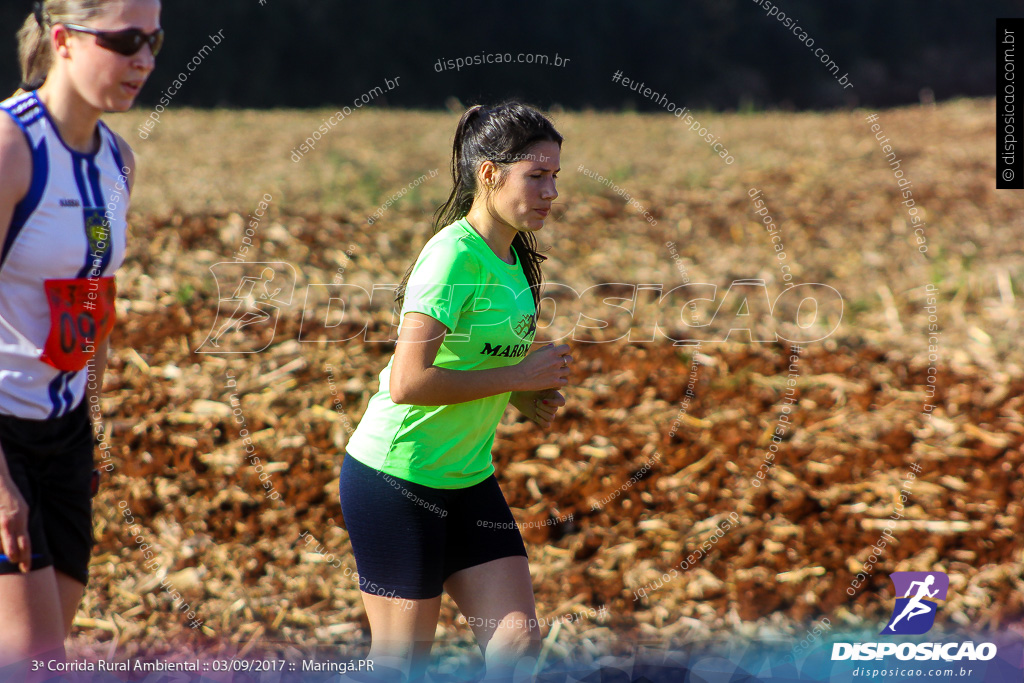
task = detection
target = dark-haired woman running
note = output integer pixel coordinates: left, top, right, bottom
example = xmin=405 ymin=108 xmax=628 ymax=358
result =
xmin=340 ymin=102 xmax=570 ymax=683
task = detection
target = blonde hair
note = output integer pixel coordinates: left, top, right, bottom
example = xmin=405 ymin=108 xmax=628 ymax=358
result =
xmin=16 ymin=1 xmax=112 ymax=94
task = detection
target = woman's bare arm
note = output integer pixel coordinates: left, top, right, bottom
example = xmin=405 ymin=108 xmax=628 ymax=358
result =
xmin=388 ymin=312 xmax=569 ymax=406
xmin=0 ymin=111 xmax=33 ymax=573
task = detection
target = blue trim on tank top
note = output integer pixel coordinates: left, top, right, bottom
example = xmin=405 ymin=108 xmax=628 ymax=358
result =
xmin=47 ymin=373 xmax=66 ymax=419
xmin=0 ymin=104 xmax=49 ymax=272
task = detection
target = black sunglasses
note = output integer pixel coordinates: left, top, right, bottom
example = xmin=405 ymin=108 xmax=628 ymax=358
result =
xmin=62 ymin=24 xmax=164 ymax=57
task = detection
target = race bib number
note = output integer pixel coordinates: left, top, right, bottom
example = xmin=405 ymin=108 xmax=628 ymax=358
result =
xmin=39 ymin=277 xmax=116 ymax=372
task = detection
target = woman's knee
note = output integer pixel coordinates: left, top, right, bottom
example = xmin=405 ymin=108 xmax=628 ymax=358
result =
xmin=0 ymin=624 xmax=64 ymax=666
xmin=0 ymin=571 xmax=66 ymax=664
xmin=490 ymin=613 xmax=542 ymax=657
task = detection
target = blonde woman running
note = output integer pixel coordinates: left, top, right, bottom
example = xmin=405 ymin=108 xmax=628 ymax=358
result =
xmin=0 ymin=0 xmax=161 ymax=667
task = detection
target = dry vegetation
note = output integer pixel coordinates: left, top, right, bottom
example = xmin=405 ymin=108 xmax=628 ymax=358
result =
xmin=66 ymin=99 xmax=1024 ymax=668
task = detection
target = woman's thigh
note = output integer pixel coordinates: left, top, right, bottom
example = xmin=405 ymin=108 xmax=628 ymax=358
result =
xmin=441 ymin=476 xmax=536 ymax=647
xmin=441 ymin=474 xmax=528 ymax=581
xmin=443 ymin=556 xmax=539 ymax=648
xmin=339 ymin=452 xmax=452 ymax=600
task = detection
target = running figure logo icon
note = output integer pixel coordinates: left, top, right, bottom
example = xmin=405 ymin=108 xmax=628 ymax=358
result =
xmin=513 ymin=313 xmax=537 ymax=339
xmin=881 ymin=571 xmax=949 ymax=635
xmin=197 ymin=262 xmax=296 ymax=354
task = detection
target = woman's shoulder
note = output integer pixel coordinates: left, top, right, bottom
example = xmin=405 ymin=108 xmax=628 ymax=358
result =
xmin=0 ymin=108 xmax=33 ymax=208
xmin=431 ymin=219 xmax=470 ymax=241
xmin=421 ymin=221 xmax=477 ymax=257
xmin=410 ymin=224 xmax=483 ymax=284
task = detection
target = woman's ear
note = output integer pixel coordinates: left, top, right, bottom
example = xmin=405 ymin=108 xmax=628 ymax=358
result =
xmin=53 ymin=24 xmax=72 ymax=59
xmin=478 ymin=160 xmax=499 ymax=190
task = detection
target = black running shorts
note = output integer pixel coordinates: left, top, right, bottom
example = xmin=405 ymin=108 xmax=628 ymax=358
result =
xmin=339 ymin=451 xmax=528 ymax=600
xmin=0 ymin=399 xmax=96 ymax=585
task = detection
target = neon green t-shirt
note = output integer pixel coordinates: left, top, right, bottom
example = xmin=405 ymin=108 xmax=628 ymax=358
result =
xmin=345 ymin=218 xmax=538 ymax=488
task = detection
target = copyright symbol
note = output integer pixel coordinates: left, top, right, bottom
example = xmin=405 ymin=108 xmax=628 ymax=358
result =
xmin=1003 ymin=169 xmax=1015 ymax=182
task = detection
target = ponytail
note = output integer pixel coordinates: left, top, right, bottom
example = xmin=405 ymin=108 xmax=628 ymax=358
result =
xmin=395 ymin=102 xmax=562 ymax=312
xmin=431 ymin=104 xmax=484 ymax=233
xmin=16 ymin=5 xmax=50 ymax=94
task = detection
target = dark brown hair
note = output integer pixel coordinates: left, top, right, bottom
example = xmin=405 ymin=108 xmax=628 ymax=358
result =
xmin=395 ymin=101 xmax=563 ymax=311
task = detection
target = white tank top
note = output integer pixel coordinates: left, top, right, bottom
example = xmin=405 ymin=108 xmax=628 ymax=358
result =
xmin=0 ymin=91 xmax=128 ymax=420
